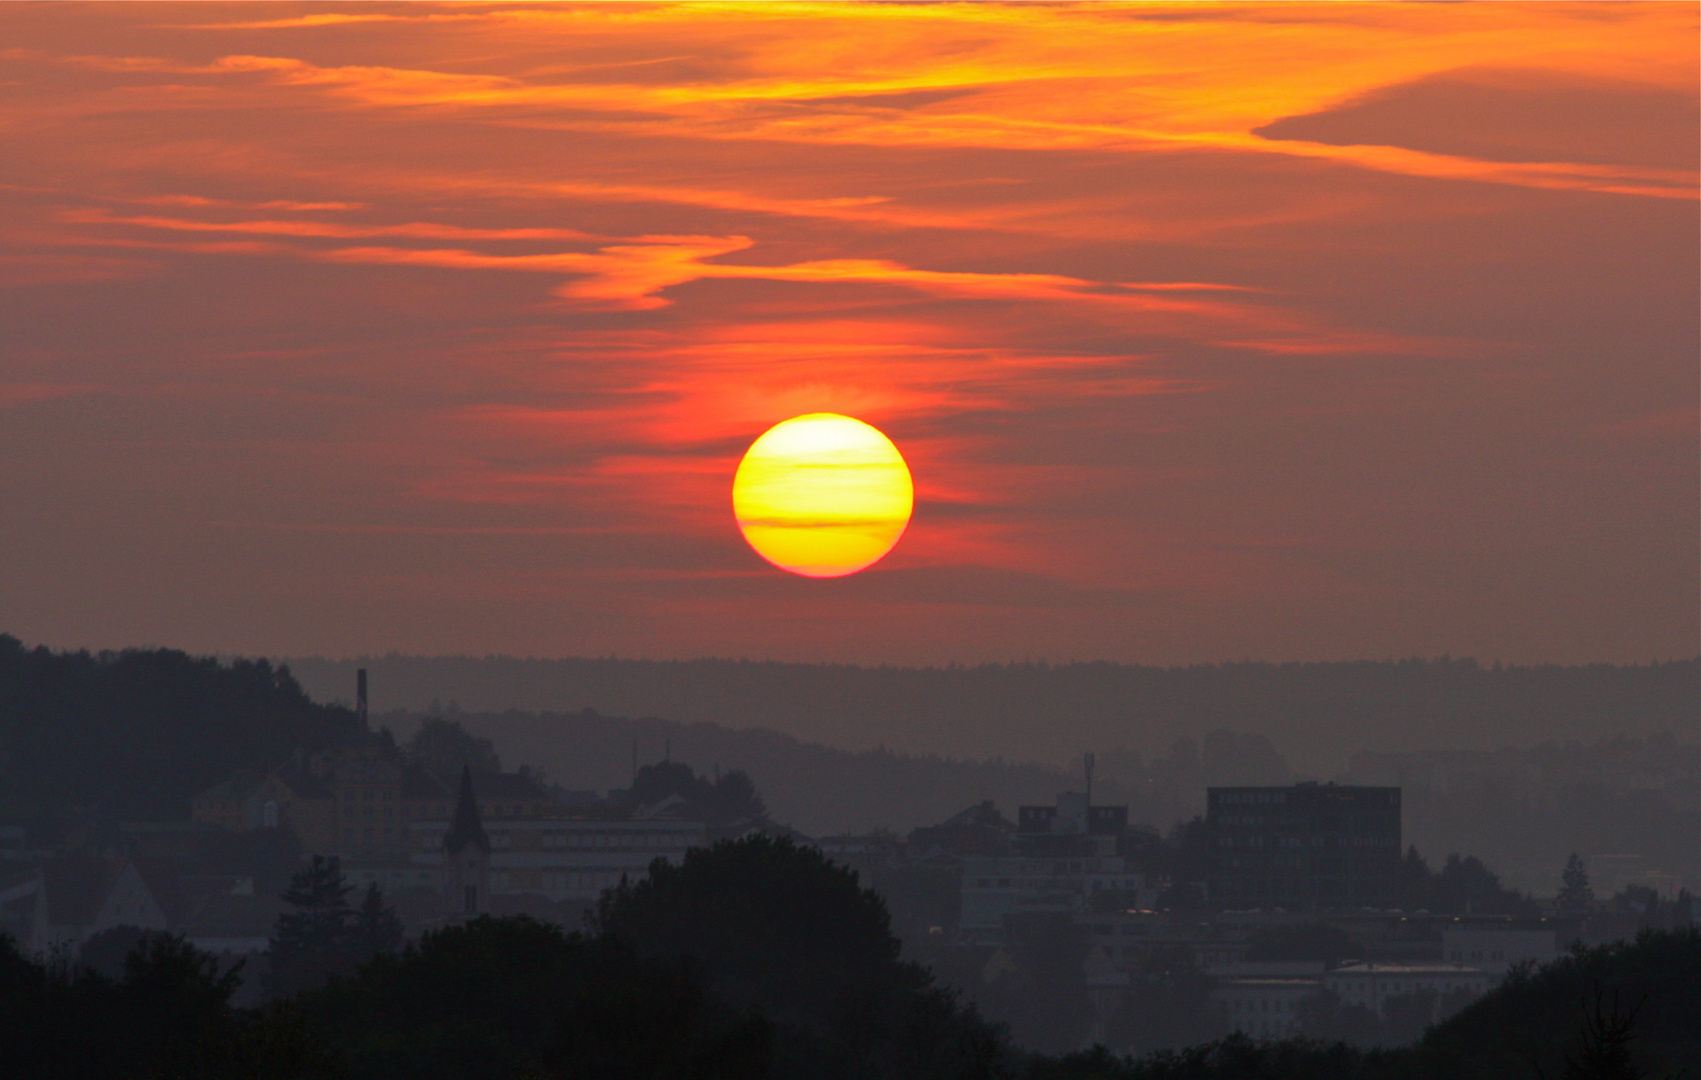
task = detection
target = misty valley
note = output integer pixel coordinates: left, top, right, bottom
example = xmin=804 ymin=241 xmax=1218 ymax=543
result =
xmin=0 ymin=638 xmax=1695 ymax=1079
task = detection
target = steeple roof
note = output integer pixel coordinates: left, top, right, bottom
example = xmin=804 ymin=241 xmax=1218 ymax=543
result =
xmin=444 ymin=765 xmax=490 ymax=856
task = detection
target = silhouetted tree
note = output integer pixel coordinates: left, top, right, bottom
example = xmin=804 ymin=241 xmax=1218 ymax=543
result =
xmin=989 ymin=913 xmax=1091 ymax=1053
xmin=0 ymin=929 xmax=313 ymax=1080
xmin=630 ymin=760 xmax=703 ymax=807
xmin=404 ymin=717 xmax=503 ymax=777
xmin=1553 ymin=991 xmax=1645 ymax=1080
xmin=1413 ymin=928 xmax=1701 ymax=1079
xmin=351 ymin=883 xmax=404 ymax=963
xmin=1394 ymin=846 xmax=1537 ymax=915
xmin=267 ymin=855 xmax=355 ymax=996
xmin=705 ymin=768 xmax=766 ymax=822
xmin=1107 ymin=945 xmax=1224 ymax=1055
xmin=594 ymin=835 xmax=1008 ymax=1078
xmin=1559 ymin=854 xmax=1596 ymax=912
xmin=296 ymin=916 xmax=772 ymax=1080
xmin=77 ymin=924 xmax=152 ymax=979
xmin=625 ymin=760 xmax=769 ymax=824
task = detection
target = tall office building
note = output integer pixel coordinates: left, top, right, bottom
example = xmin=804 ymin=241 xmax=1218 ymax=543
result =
xmin=1207 ymin=783 xmax=1401 ymax=911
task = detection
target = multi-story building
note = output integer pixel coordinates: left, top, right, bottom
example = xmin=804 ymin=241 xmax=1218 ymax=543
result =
xmin=193 ymin=748 xmax=560 ymax=860
xmin=1208 ymin=783 xmax=1401 ymax=911
xmin=1440 ymin=928 xmax=1557 ymax=976
xmin=1324 ymin=962 xmax=1489 ymax=1017
xmin=408 ymin=810 xmax=706 ymax=905
xmin=1214 ymin=975 xmax=1323 ymax=1038
xmin=959 ymin=791 xmax=1152 ymax=940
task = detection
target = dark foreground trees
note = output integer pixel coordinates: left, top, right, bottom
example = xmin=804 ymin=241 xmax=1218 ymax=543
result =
xmin=268 ymin=856 xmax=405 ymax=996
xmin=1025 ymin=927 xmax=1701 ymax=1080
xmin=592 ymin=834 xmax=1006 ymax=1079
xmin=0 ymin=930 xmax=322 ymax=1080
xmin=300 ymin=917 xmax=771 ymax=1080
xmin=296 ymin=838 xmax=1010 ymax=1079
xmin=2 ymin=840 xmax=1697 ymax=1080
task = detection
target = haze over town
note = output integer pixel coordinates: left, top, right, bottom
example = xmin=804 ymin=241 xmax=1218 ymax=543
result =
xmin=0 ymin=3 xmax=1695 ymax=1079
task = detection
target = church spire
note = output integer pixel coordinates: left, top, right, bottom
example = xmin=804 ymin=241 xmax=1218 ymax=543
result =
xmin=444 ymin=765 xmax=490 ymax=856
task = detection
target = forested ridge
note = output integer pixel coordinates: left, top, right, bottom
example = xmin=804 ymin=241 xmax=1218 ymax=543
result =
xmin=287 ymin=654 xmax=1700 ymax=768
xmin=0 ymin=635 xmax=371 ymax=822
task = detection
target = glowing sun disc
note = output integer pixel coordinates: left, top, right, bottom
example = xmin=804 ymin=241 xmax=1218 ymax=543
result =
xmin=733 ymin=413 xmax=914 ymax=578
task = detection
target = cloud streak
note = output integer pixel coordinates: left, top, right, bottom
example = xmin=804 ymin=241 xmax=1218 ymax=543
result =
xmin=0 ymin=2 xmax=1692 ymax=664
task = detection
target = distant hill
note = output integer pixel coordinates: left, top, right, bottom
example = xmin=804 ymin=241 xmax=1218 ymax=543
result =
xmin=0 ymin=636 xmax=369 ymax=824
xmin=378 ymin=707 xmax=1089 ymax=838
xmin=286 ymin=654 xmax=1698 ymax=772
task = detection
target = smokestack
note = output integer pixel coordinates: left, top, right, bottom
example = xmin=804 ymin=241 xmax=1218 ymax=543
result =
xmin=1084 ymin=751 xmax=1095 ymax=809
xmin=356 ymin=668 xmax=368 ymax=727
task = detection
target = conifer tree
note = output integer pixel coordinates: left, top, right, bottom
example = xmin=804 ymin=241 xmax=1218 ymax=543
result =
xmin=267 ymin=855 xmax=355 ymax=996
xmin=1559 ymin=853 xmax=1596 ymax=912
xmin=352 ymin=882 xmax=404 ymax=963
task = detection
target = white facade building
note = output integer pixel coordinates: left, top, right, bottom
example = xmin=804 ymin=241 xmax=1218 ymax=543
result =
xmin=1215 ymin=978 xmax=1322 ymax=1038
xmin=1324 ymin=963 xmax=1489 ymax=1016
xmin=960 ymin=855 xmax=1150 ymax=938
xmin=410 ymin=818 xmax=706 ymax=903
xmin=1440 ymin=928 xmax=1557 ymax=976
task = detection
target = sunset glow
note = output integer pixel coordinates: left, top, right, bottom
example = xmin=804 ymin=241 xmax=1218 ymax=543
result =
xmin=734 ymin=414 xmax=914 ymax=579
xmin=0 ymin=2 xmax=1693 ymax=663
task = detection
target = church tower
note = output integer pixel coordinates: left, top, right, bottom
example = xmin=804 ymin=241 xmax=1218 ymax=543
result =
xmin=443 ymin=766 xmax=490 ymax=918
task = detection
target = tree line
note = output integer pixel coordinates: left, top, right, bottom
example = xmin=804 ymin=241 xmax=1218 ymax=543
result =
xmin=3 ymin=836 xmax=1696 ymax=1079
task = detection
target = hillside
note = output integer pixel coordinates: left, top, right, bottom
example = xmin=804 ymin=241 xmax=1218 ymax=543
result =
xmin=0 ymin=636 xmax=369 ymax=823
xmin=286 ymin=655 xmax=1698 ymax=773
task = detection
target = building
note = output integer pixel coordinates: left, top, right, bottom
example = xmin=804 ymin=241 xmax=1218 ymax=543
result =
xmin=1208 ymin=783 xmax=1401 ymax=911
xmin=404 ymin=769 xmax=708 ymax=910
xmin=410 ymin=815 xmax=705 ymax=905
xmin=1324 ymin=962 xmax=1489 ymax=1018
xmin=1440 ymin=928 xmax=1557 ymax=976
xmin=441 ymin=767 xmax=491 ymax=918
xmin=0 ymin=857 xmax=176 ymax=954
xmin=960 ymin=791 xmax=1152 ymax=940
xmin=1215 ymin=976 xmax=1323 ymax=1038
xmin=193 ymin=747 xmax=561 ymax=861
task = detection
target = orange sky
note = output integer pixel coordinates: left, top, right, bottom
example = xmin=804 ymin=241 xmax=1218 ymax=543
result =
xmin=1 ymin=1 xmax=1695 ymax=664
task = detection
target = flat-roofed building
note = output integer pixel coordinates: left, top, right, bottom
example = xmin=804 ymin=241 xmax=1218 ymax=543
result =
xmin=1324 ymin=962 xmax=1489 ymax=1018
xmin=1441 ymin=928 xmax=1557 ymax=976
xmin=1208 ymin=784 xmax=1401 ymax=911
xmin=1214 ymin=977 xmax=1322 ymax=1038
xmin=410 ymin=817 xmax=706 ymax=904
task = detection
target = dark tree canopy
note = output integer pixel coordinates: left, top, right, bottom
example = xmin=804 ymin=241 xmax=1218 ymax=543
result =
xmin=625 ymin=760 xmax=767 ymax=823
xmin=1396 ymin=846 xmax=1538 ymax=915
xmin=403 ymin=717 xmax=503 ymax=778
xmin=595 ymin=836 xmax=909 ymax=1022
xmin=595 ymin=835 xmax=1005 ymax=1079
xmin=0 ymin=930 xmax=312 ymax=1080
xmin=0 ymin=636 xmax=370 ymax=822
xmin=1559 ymin=853 xmax=1596 ymax=912
xmin=268 ymin=856 xmax=402 ymax=996
xmin=297 ymin=917 xmax=771 ymax=1080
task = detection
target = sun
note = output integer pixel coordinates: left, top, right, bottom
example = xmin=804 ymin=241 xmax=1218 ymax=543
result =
xmin=732 ymin=413 xmax=914 ymax=578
